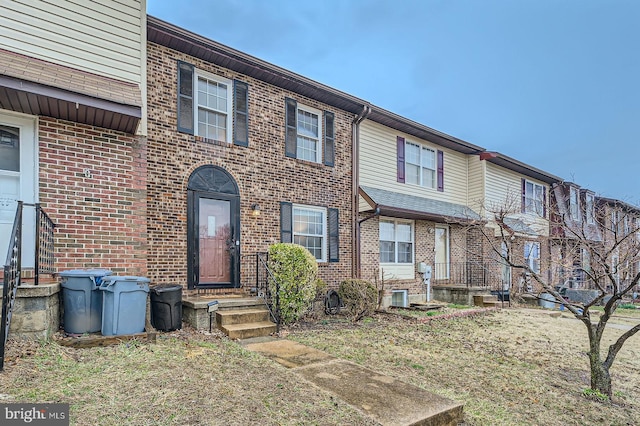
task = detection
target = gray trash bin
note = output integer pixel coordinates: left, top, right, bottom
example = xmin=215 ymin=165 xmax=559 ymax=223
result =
xmin=99 ymin=276 xmax=150 ymax=336
xmin=59 ymin=269 xmax=112 ymax=334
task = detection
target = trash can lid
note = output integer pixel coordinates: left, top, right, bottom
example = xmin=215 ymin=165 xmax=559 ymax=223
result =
xmin=150 ymin=284 xmax=183 ymax=294
xmin=100 ymin=275 xmax=150 ymax=283
xmin=59 ymin=269 xmax=112 ymax=277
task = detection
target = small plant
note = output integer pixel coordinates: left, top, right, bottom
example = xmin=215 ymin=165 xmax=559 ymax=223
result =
xmin=267 ymin=243 xmax=318 ymax=325
xmin=338 ymin=279 xmax=377 ymax=322
xmin=582 ymin=388 xmax=609 ymax=402
xmin=618 ymin=303 xmax=637 ymax=310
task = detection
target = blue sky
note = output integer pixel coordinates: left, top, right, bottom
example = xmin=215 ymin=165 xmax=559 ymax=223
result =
xmin=147 ymin=0 xmax=639 ymax=204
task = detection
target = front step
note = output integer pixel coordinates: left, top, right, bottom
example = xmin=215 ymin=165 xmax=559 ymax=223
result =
xmin=473 ymin=294 xmax=502 ymax=308
xmin=221 ymin=321 xmax=277 ymax=339
xmin=217 ymin=307 xmax=276 ymax=339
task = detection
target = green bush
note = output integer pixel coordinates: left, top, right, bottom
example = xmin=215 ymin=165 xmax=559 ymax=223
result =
xmin=267 ymin=243 xmax=318 ymax=325
xmin=338 ymin=279 xmax=377 ymax=321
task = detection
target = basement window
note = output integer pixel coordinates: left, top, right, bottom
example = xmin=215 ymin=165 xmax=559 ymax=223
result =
xmin=391 ymin=290 xmax=408 ymax=308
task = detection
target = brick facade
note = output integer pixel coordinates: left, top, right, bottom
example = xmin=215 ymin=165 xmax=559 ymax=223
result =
xmin=146 ymin=42 xmax=354 ymax=290
xmin=38 ymin=117 xmax=148 ymax=275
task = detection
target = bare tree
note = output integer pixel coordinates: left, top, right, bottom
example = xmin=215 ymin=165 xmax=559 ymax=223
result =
xmin=475 ymin=195 xmax=640 ymax=399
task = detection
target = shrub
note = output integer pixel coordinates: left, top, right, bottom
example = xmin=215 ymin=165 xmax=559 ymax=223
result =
xmin=267 ymin=243 xmax=318 ymax=325
xmin=338 ymin=279 xmax=377 ymax=321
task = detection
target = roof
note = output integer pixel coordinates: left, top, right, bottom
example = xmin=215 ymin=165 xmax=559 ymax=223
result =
xmin=360 ymin=186 xmax=481 ymax=223
xmin=479 ymin=151 xmax=562 ymax=184
xmin=502 ymin=217 xmax=537 ymax=236
xmin=0 ymin=48 xmax=141 ymax=134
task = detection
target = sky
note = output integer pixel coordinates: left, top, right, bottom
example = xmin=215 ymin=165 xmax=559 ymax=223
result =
xmin=147 ymin=0 xmax=639 ymax=205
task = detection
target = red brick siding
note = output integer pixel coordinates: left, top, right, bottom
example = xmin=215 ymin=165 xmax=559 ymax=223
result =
xmin=38 ymin=117 xmax=147 ymax=275
xmin=146 ymin=42 xmax=353 ymax=289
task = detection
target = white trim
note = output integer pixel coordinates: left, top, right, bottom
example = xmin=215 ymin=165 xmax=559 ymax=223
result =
xmin=404 ymin=140 xmax=436 ymax=190
xmin=434 ymin=224 xmax=450 ymax=279
xmin=194 ymin=69 xmax=233 ymax=143
xmin=524 ymin=179 xmax=545 ymax=217
xmin=292 ymin=203 xmax=327 ymax=262
xmin=379 ymin=217 xmax=415 ymax=265
xmin=296 ymin=103 xmax=323 ymax=163
xmin=391 ymin=289 xmax=409 ymax=307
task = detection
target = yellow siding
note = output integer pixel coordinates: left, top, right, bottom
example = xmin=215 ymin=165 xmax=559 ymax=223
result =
xmin=0 ymin=0 xmax=145 ymax=84
xmin=359 ymin=120 xmax=469 ymax=206
xmin=485 ymin=162 xmax=549 ymax=236
xmin=467 ymin=155 xmax=485 ymax=216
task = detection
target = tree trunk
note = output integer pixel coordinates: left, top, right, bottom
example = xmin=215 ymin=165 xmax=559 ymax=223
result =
xmin=588 ymin=330 xmax=612 ymax=398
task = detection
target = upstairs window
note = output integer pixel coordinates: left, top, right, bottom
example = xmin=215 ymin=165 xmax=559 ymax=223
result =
xmin=405 ymin=142 xmax=436 ymax=188
xmin=285 ymin=98 xmax=334 ymax=166
xmin=379 ymin=219 xmax=414 ymax=264
xmin=522 ymin=179 xmax=545 ymax=217
xmin=585 ymin=193 xmax=595 ymax=224
xmin=569 ymin=187 xmax=580 ymax=220
xmin=177 ymin=61 xmax=249 ymax=147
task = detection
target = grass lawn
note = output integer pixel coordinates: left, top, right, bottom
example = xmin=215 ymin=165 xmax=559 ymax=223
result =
xmin=1 ymin=306 xmax=639 ymax=425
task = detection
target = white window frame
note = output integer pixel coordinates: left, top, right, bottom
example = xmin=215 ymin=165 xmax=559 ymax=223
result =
xmin=292 ymin=204 xmax=327 ymax=262
xmin=296 ymin=104 xmax=323 ymax=163
xmin=585 ymin=193 xmax=595 ymax=224
xmin=404 ymin=141 xmax=436 ymax=189
xmin=569 ymin=187 xmax=581 ymax=221
xmin=524 ymin=241 xmax=541 ymax=274
xmin=379 ymin=218 xmax=414 ymax=265
xmin=194 ymin=69 xmax=233 ymax=143
xmin=524 ymin=180 xmax=545 ymax=217
xmin=391 ymin=289 xmax=409 ymax=308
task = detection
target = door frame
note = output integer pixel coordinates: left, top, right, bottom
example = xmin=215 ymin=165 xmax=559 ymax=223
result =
xmin=434 ymin=224 xmax=450 ymax=280
xmin=186 ymin=165 xmax=240 ymax=289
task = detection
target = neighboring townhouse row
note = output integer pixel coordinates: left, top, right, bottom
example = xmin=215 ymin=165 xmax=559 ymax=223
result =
xmin=2 ymin=1 xmax=637 ymax=319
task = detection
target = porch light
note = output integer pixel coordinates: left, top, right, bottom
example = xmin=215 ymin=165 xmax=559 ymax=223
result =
xmin=251 ymin=204 xmax=261 ymax=217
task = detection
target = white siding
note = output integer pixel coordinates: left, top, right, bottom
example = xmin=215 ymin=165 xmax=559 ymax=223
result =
xmin=359 ymin=120 xmax=469 ymax=207
xmin=485 ymin=163 xmax=549 ymax=236
xmin=0 ymin=0 xmax=145 ymax=84
xmin=467 ymin=155 xmax=485 ymax=216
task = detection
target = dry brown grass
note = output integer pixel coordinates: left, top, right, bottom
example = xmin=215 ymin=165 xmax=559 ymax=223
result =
xmin=289 ymin=306 xmax=640 ymax=425
xmin=1 ymin=306 xmax=639 ymax=425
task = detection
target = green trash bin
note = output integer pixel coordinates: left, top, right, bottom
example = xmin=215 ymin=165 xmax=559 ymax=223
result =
xmin=99 ymin=276 xmax=150 ymax=336
xmin=59 ymin=269 xmax=112 ymax=334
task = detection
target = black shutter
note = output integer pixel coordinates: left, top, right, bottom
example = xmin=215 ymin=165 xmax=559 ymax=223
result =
xmin=177 ymin=61 xmax=194 ymax=134
xmin=324 ymin=111 xmax=335 ymax=166
xmin=280 ymin=202 xmax=293 ymax=243
xmin=328 ymin=208 xmax=339 ymax=262
xmin=285 ymin=98 xmax=297 ymax=158
xmin=397 ymin=136 xmax=405 ymax=183
xmin=233 ymin=80 xmax=249 ymax=147
xmin=437 ymin=150 xmax=444 ymax=192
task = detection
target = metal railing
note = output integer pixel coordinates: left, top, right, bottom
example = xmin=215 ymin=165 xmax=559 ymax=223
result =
xmin=433 ymin=261 xmax=507 ymax=290
xmin=243 ymin=252 xmax=281 ymax=332
xmin=35 ymin=204 xmax=55 ymax=286
xmin=1 ymin=202 xmax=23 ymax=371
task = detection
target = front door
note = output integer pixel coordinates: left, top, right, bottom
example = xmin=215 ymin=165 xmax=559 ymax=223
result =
xmin=0 ymin=114 xmax=36 ymax=267
xmin=434 ymin=225 xmax=449 ymax=280
xmin=186 ymin=165 xmax=241 ymax=289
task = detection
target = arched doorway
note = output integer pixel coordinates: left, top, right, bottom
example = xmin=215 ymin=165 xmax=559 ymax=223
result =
xmin=187 ymin=165 xmax=240 ymax=289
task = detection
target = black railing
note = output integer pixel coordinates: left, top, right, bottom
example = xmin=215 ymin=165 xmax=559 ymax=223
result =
xmin=1 ymin=201 xmax=23 ymax=371
xmin=243 ymin=252 xmax=281 ymax=332
xmin=433 ymin=261 xmax=507 ymax=290
xmin=35 ymin=204 xmax=55 ymax=286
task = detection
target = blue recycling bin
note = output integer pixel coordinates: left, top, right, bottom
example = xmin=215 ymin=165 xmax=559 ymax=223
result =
xmin=99 ymin=276 xmax=150 ymax=336
xmin=59 ymin=269 xmax=112 ymax=334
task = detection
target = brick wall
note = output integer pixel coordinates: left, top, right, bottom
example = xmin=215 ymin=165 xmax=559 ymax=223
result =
xmin=38 ymin=117 xmax=147 ymax=275
xmin=146 ymin=42 xmax=354 ymax=290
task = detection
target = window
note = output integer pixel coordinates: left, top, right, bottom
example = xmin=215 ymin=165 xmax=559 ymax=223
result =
xmin=524 ymin=241 xmax=540 ymax=274
xmin=569 ymin=187 xmax=580 ymax=220
xmin=396 ymin=136 xmax=444 ymax=191
xmin=177 ymin=61 xmax=249 ymax=146
xmin=611 ymin=210 xmax=619 ymax=233
xmin=280 ymin=202 xmax=339 ymax=262
xmin=624 ymin=216 xmax=631 ymax=235
xmin=523 ymin=180 xmax=545 ymax=217
xmin=379 ymin=219 xmax=414 ymax=264
xmin=405 ymin=142 xmax=436 ymax=188
xmin=391 ymin=290 xmax=408 ymax=308
xmin=285 ymin=98 xmax=334 ymax=166
xmin=585 ymin=193 xmax=595 ymax=224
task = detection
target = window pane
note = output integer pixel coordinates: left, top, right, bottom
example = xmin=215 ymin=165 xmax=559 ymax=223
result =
xmin=405 ymin=143 xmax=420 ymax=165
xmin=296 ymin=136 xmax=318 ymax=162
xmin=379 ymin=221 xmax=395 ymax=241
xmin=396 ymin=223 xmax=411 ymax=242
xmin=397 ymin=242 xmax=413 ymax=263
xmin=297 ymin=109 xmax=318 ymax=138
xmin=294 ymin=235 xmax=323 ymax=260
xmin=380 ymin=241 xmax=395 ymax=263
xmin=0 ymin=126 xmax=20 ymax=172
xmin=421 ymin=148 xmax=435 ymax=169
xmin=405 ymin=164 xmax=420 ymax=185
xmin=423 ymin=168 xmax=435 ymax=188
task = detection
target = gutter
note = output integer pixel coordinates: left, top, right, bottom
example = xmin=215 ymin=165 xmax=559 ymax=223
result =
xmin=352 ymin=104 xmax=372 ymax=278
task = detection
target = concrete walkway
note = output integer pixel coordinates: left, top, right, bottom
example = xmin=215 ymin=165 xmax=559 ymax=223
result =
xmin=242 ymin=337 xmax=463 ymax=426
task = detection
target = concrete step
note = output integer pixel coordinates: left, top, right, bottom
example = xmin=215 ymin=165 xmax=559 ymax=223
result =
xmin=473 ymin=294 xmax=501 ymax=307
xmin=216 ymin=308 xmax=271 ymax=326
xmin=222 ymin=321 xmax=277 ymax=339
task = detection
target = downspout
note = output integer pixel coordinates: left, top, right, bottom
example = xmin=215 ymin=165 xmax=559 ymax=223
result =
xmin=352 ymin=104 xmax=371 ymax=278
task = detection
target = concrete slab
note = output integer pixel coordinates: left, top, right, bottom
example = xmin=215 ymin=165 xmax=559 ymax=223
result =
xmin=244 ymin=339 xmax=464 ymax=426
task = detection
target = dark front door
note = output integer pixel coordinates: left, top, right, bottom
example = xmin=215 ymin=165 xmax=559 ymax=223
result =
xmin=187 ymin=165 xmax=241 ymax=289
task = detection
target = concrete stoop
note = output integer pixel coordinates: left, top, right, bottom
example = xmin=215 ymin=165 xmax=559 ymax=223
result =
xmin=243 ymin=339 xmax=464 ymax=426
xmin=217 ymin=308 xmax=276 ymax=339
xmin=473 ymin=294 xmax=501 ymax=308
